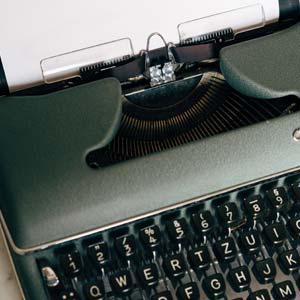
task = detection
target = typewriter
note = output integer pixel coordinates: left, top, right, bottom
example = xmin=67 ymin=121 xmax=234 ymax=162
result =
xmin=1 ymin=0 xmax=300 ymax=299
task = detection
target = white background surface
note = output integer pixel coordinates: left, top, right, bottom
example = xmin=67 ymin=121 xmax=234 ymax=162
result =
xmin=0 ymin=228 xmax=22 ymax=300
xmin=0 ymin=0 xmax=279 ymax=92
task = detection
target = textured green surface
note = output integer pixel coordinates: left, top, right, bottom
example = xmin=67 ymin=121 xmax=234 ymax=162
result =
xmin=1 ymin=72 xmax=300 ymax=252
xmin=220 ymin=23 xmax=300 ymax=99
xmin=5 ymin=110 xmax=300 ymax=300
xmin=0 ymin=78 xmax=122 ymax=249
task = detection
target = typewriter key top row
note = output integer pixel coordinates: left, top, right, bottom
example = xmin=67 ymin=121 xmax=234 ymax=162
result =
xmin=244 ymin=195 xmax=267 ymax=219
xmin=191 ymin=210 xmax=214 ymax=235
xmin=87 ymin=242 xmax=110 ymax=267
xmin=140 ymin=225 xmax=161 ymax=251
xmin=115 ymin=235 xmax=137 ymax=259
xmin=39 ymin=176 xmax=300 ymax=300
xmin=60 ymin=251 xmax=82 ymax=278
xmin=217 ymin=202 xmax=240 ymax=227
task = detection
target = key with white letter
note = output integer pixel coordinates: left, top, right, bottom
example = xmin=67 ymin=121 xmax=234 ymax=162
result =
xmin=109 ymin=270 xmax=133 ymax=297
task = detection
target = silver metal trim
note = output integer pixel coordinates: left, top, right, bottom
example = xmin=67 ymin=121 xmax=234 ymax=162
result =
xmin=1 ymin=165 xmax=300 ymax=256
xmin=40 ymin=37 xmax=134 ymax=84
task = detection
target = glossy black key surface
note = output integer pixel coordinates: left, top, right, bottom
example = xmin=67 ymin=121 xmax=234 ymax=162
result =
xmin=115 ymin=235 xmax=137 ymax=260
xmin=292 ymin=181 xmax=300 ymax=199
xmin=87 ymin=242 xmax=109 ymax=267
xmin=140 ymin=225 xmax=161 ymax=251
xmin=253 ymin=258 xmax=276 ymax=284
xmin=176 ymin=282 xmax=200 ymax=300
xmin=264 ymin=222 xmax=287 ymax=247
xmin=83 ymin=280 xmax=105 ymax=300
xmin=110 ymin=270 xmax=133 ymax=297
xmin=60 ymin=251 xmax=82 ymax=278
xmin=138 ymin=263 xmax=159 ymax=288
xmin=272 ymin=280 xmax=296 ymax=300
xmin=266 ymin=187 xmax=289 ymax=212
xmin=217 ymin=202 xmax=240 ymax=227
xmin=239 ymin=230 xmax=261 ymax=254
xmin=152 ymin=291 xmax=173 ymax=300
xmin=191 ymin=210 xmax=214 ymax=235
xmin=244 ymin=195 xmax=267 ymax=219
xmin=59 ymin=289 xmax=79 ymax=300
xmin=214 ymin=237 xmax=237 ymax=263
xmin=188 ymin=245 xmax=211 ymax=271
xmin=287 ymin=216 xmax=300 ymax=241
xmin=247 ymin=289 xmax=271 ymax=300
xmin=166 ymin=218 xmax=189 ymax=244
xmin=278 ymin=249 xmax=300 ymax=274
xmin=163 ymin=253 xmax=187 ymax=280
xmin=228 ymin=266 xmax=251 ymax=292
xmin=202 ymin=273 xmax=226 ymax=300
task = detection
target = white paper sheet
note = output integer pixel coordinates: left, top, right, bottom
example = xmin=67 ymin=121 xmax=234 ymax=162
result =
xmin=0 ymin=0 xmax=279 ymax=92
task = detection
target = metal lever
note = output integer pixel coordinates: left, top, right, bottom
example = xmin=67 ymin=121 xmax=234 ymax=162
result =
xmin=41 ymin=266 xmax=60 ymax=288
xmin=143 ymin=32 xmax=178 ymax=87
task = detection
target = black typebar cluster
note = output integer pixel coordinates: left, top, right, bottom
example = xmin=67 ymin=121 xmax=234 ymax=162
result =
xmin=37 ymin=172 xmax=300 ymax=300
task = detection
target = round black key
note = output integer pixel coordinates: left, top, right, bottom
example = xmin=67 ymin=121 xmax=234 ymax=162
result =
xmin=139 ymin=225 xmax=161 ymax=251
xmin=272 ymin=280 xmax=296 ymax=300
xmin=110 ymin=270 xmax=133 ymax=297
xmin=138 ymin=263 xmax=159 ymax=288
xmin=115 ymin=235 xmax=137 ymax=260
xmin=191 ymin=210 xmax=214 ymax=235
xmin=287 ymin=216 xmax=300 ymax=241
xmin=83 ymin=280 xmax=105 ymax=300
xmin=239 ymin=230 xmax=261 ymax=254
xmin=60 ymin=251 xmax=82 ymax=278
xmin=203 ymin=273 xmax=226 ymax=300
xmin=87 ymin=242 xmax=110 ymax=268
xmin=214 ymin=237 xmax=237 ymax=263
xmin=152 ymin=291 xmax=173 ymax=300
xmin=166 ymin=218 xmax=189 ymax=245
xmin=163 ymin=253 xmax=187 ymax=281
xmin=188 ymin=245 xmax=211 ymax=271
xmin=266 ymin=187 xmax=289 ymax=212
xmin=278 ymin=249 xmax=300 ymax=275
xmin=244 ymin=195 xmax=267 ymax=219
xmin=292 ymin=181 xmax=300 ymax=200
xmin=217 ymin=202 xmax=240 ymax=228
xmin=263 ymin=222 xmax=287 ymax=247
xmin=177 ymin=282 xmax=199 ymax=300
xmin=253 ymin=258 xmax=276 ymax=284
xmin=247 ymin=290 xmax=271 ymax=300
xmin=228 ymin=266 xmax=251 ymax=292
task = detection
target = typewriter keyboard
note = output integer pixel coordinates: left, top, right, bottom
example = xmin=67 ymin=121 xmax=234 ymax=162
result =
xmin=37 ymin=172 xmax=300 ymax=300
